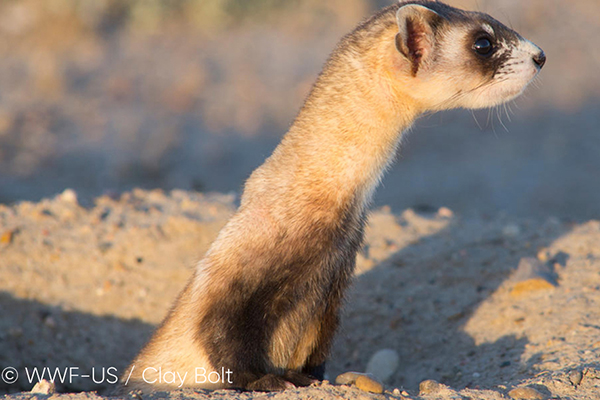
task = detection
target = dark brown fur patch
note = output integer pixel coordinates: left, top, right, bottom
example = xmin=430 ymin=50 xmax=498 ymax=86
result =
xmin=198 ymin=201 xmax=366 ymax=389
xmin=463 ymin=18 xmax=520 ymax=79
xmin=406 ymin=19 xmax=425 ymax=76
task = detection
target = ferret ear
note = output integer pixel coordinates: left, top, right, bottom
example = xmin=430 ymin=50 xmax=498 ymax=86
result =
xmin=395 ymin=4 xmax=441 ymax=76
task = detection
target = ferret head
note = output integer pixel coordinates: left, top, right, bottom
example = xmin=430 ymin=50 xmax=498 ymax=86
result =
xmin=392 ymin=1 xmax=545 ymax=110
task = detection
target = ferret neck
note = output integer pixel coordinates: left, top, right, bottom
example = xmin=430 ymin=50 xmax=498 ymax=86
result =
xmin=273 ymin=46 xmax=419 ymax=210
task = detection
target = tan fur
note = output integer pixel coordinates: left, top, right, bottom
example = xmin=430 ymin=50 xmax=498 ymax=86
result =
xmin=120 ymin=2 xmax=543 ymax=393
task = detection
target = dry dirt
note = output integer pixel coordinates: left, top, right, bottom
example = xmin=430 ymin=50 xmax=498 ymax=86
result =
xmin=1 ymin=189 xmax=599 ymax=400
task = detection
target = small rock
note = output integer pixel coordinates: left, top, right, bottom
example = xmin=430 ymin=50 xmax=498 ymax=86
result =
xmin=437 ymin=207 xmax=454 ymax=218
xmin=31 ymin=379 xmax=56 ymax=394
xmin=508 ymin=387 xmax=545 ymax=400
xmin=568 ymin=370 xmax=583 ymax=386
xmin=536 ymin=250 xmax=549 ymax=262
xmin=510 ymin=258 xmax=558 ymax=297
xmin=511 ymin=279 xmax=556 ymax=297
xmin=1 ymin=230 xmax=14 ymax=244
xmin=392 ymin=388 xmax=401 ymax=396
xmin=9 ymin=327 xmax=23 ymax=338
xmin=335 ymin=371 xmax=380 ymax=385
xmin=59 ymin=188 xmax=78 ymax=204
xmin=355 ymin=375 xmax=383 ymax=394
xmin=335 ymin=371 xmax=364 ymax=385
xmin=419 ymin=379 xmax=445 ymax=395
xmin=44 ymin=316 xmax=56 ymax=328
xmin=503 ymin=223 xmax=521 ymax=237
xmin=366 ymin=348 xmax=400 ymax=382
xmin=335 ymin=372 xmax=383 ymax=393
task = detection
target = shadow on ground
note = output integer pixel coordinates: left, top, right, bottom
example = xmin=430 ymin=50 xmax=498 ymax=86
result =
xmin=0 ymin=292 xmax=153 ymax=394
xmin=330 ymin=210 xmax=572 ymax=391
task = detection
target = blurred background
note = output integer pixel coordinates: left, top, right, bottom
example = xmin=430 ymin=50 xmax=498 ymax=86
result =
xmin=0 ymin=0 xmax=598 ymax=220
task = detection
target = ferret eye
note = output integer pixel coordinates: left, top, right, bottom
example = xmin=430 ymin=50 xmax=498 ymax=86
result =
xmin=474 ymin=37 xmax=493 ymax=56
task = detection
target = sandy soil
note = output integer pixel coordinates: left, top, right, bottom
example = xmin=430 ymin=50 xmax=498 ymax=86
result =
xmin=1 ymin=189 xmax=599 ymax=400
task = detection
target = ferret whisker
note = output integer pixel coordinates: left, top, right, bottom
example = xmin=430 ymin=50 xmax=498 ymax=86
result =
xmin=487 ymin=107 xmax=493 ymax=128
xmin=497 ymin=106 xmax=509 ymax=132
xmin=471 ymin=110 xmax=484 ymax=131
xmin=504 ymin=103 xmax=513 ymax=123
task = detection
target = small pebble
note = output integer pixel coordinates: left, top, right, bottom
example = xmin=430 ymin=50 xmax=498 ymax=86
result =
xmin=59 ymin=189 xmax=78 ymax=204
xmin=511 ymin=279 xmax=556 ymax=297
xmin=355 ymin=375 xmax=383 ymax=394
xmin=44 ymin=316 xmax=56 ymax=328
xmin=568 ymin=370 xmax=583 ymax=386
xmin=508 ymin=387 xmax=545 ymax=400
xmin=31 ymin=379 xmax=56 ymax=394
xmin=392 ymin=388 xmax=401 ymax=396
xmin=503 ymin=223 xmax=521 ymax=237
xmin=437 ymin=207 xmax=454 ymax=218
xmin=335 ymin=371 xmax=379 ymax=385
xmin=9 ymin=327 xmax=23 ymax=338
xmin=510 ymin=258 xmax=558 ymax=297
xmin=335 ymin=372 xmax=383 ymax=394
xmin=1 ymin=229 xmax=15 ymax=244
xmin=335 ymin=371 xmax=363 ymax=385
xmin=419 ymin=379 xmax=445 ymax=395
xmin=366 ymin=348 xmax=400 ymax=382
xmin=537 ymin=250 xmax=549 ymax=262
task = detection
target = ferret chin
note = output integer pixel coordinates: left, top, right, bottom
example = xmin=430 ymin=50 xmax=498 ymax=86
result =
xmin=119 ymin=0 xmax=544 ymax=393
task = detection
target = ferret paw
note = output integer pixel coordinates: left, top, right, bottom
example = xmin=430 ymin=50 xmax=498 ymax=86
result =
xmin=244 ymin=371 xmax=318 ymax=391
xmin=245 ymin=374 xmax=291 ymax=391
xmin=283 ymin=370 xmax=319 ymax=387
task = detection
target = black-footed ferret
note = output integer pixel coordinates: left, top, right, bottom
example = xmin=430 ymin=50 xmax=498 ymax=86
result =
xmin=120 ymin=0 xmax=545 ymax=392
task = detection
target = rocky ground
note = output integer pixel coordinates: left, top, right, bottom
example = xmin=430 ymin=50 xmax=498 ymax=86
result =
xmin=1 ymin=189 xmax=599 ymax=400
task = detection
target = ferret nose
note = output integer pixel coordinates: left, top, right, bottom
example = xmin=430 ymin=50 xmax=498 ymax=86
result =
xmin=533 ymin=50 xmax=546 ymax=69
